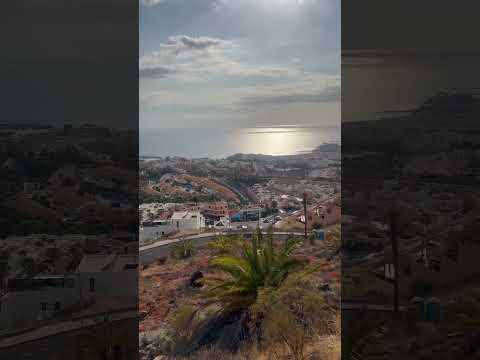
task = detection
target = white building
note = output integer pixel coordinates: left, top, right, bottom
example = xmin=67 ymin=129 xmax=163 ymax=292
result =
xmin=76 ymin=254 xmax=137 ymax=305
xmin=213 ymin=216 xmax=231 ymax=230
xmin=140 ymin=220 xmax=175 ymax=244
xmin=0 ymin=254 xmax=137 ymax=332
xmin=171 ymin=211 xmax=205 ymax=231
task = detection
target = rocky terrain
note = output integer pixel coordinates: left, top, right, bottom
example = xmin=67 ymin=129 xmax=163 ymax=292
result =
xmin=139 ymin=234 xmax=340 ymax=360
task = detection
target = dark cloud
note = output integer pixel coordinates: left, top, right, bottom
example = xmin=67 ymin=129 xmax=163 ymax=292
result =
xmin=169 ymin=35 xmax=222 ymax=50
xmin=139 ymin=66 xmax=176 ymax=78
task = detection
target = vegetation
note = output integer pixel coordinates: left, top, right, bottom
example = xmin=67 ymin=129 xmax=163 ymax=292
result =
xmin=171 ymin=305 xmax=198 ymax=338
xmin=252 ymin=272 xmax=336 ymax=360
xmin=328 ymin=224 xmax=341 ymax=252
xmin=146 ymin=225 xmax=341 ymax=359
xmin=171 ymin=238 xmax=195 ymax=259
xmin=207 ymin=235 xmax=239 ymax=255
xmin=207 ymin=226 xmax=305 ymax=313
xmin=446 ymin=287 xmax=480 ymax=330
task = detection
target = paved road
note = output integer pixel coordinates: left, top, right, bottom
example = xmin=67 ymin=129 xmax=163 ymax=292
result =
xmin=0 ymin=309 xmax=138 ymax=349
xmin=140 ymin=230 xmax=305 ymax=264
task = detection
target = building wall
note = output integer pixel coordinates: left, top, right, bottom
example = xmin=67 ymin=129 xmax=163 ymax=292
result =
xmin=173 ymin=214 xmax=205 ymax=230
xmin=0 ymin=284 xmax=80 ymax=330
xmin=308 ymin=204 xmax=341 ymax=229
xmin=202 ymin=201 xmax=229 ymax=218
xmin=0 ymin=271 xmax=137 ymax=331
xmin=140 ymin=223 xmax=175 ymax=243
xmin=79 ymin=271 xmax=137 ymax=304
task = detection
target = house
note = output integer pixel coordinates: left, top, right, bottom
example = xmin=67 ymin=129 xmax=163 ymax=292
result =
xmin=375 ymin=231 xmax=480 ymax=299
xmin=201 ymin=201 xmax=229 ymax=219
xmin=140 ymin=220 xmax=175 ymax=243
xmin=171 ymin=211 xmax=205 ymax=230
xmin=298 ymin=196 xmax=341 ymax=229
xmin=77 ymin=254 xmax=137 ymax=304
xmin=0 ymin=254 xmax=138 ymax=332
xmin=0 ymin=275 xmax=79 ymax=330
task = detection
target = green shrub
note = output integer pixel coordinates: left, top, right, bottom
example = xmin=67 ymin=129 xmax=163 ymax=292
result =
xmin=207 ymin=226 xmax=305 ymax=313
xmin=208 ymin=235 xmax=242 ymax=255
xmin=171 ymin=238 xmax=195 ymax=259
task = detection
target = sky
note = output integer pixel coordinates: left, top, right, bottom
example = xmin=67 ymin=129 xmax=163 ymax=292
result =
xmin=342 ymin=0 xmax=480 ymax=122
xmin=2 ymin=0 xmax=137 ymax=128
xmin=139 ymin=0 xmax=340 ymax=129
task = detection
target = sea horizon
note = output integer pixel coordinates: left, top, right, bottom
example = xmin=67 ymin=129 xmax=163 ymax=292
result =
xmin=140 ymin=126 xmax=341 ymax=159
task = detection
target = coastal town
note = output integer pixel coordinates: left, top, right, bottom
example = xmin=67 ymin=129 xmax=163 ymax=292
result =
xmin=138 ymin=144 xmax=342 ymax=359
xmin=139 ymin=143 xmax=341 ymax=245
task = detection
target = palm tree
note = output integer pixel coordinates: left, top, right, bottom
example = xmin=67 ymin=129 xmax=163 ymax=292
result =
xmin=206 ymin=226 xmax=306 ymax=313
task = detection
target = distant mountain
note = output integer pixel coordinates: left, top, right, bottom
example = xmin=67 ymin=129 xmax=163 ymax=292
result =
xmin=314 ymin=143 xmax=341 ymax=152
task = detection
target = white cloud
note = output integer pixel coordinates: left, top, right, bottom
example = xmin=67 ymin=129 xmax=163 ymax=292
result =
xmin=139 ymin=34 xmax=299 ymax=80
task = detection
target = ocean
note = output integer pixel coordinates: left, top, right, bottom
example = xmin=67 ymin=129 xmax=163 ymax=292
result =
xmin=140 ymin=126 xmax=340 ymax=159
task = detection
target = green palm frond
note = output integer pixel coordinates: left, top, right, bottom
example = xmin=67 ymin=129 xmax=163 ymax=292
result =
xmin=205 ymin=226 xmax=306 ymax=312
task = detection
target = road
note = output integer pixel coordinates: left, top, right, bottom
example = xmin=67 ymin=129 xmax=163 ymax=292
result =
xmin=140 ymin=230 xmax=305 ymax=265
xmin=0 ymin=309 xmax=138 ymax=350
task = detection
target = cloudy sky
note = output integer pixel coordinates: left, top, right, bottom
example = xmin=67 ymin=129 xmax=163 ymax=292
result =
xmin=139 ymin=0 xmax=340 ymax=129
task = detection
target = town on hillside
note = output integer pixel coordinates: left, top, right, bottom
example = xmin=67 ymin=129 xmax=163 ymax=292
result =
xmin=342 ymin=90 xmax=480 ymax=359
xmin=0 ymin=124 xmax=139 ymax=358
xmin=139 ymin=143 xmax=341 ymax=245
xmin=138 ymin=145 xmax=342 ymax=360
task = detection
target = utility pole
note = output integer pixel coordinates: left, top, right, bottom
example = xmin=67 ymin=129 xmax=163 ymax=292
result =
xmin=303 ymin=192 xmax=308 ymax=241
xmin=389 ymin=209 xmax=400 ymax=318
xmin=258 ymin=207 xmax=261 ymax=229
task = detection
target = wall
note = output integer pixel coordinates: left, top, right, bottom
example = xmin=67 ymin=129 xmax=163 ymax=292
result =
xmin=140 ymin=223 xmax=174 ymax=243
xmin=0 ymin=285 xmax=79 ymax=331
xmin=0 ymin=271 xmax=137 ymax=332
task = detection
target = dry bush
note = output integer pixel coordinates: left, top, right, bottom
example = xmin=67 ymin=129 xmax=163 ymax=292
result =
xmin=170 ymin=304 xmax=197 ymax=339
xmin=251 ymin=273 xmax=336 ymax=360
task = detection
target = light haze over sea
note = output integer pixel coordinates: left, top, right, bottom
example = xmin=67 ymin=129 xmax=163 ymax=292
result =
xmin=140 ymin=126 xmax=340 ymax=159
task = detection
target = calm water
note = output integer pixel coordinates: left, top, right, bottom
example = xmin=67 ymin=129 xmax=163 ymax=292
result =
xmin=140 ymin=127 xmax=340 ymax=159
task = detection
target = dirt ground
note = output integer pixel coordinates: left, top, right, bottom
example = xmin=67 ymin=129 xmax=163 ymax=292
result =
xmin=139 ymin=238 xmax=340 ymax=334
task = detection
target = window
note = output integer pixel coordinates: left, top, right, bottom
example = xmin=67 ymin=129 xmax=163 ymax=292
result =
xmin=89 ymin=278 xmax=95 ymax=292
xmin=123 ymin=264 xmax=138 ymax=270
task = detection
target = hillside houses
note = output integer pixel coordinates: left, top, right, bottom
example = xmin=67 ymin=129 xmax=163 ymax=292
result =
xmin=375 ymin=220 xmax=480 ymax=299
xmin=0 ymin=254 xmax=137 ymax=331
